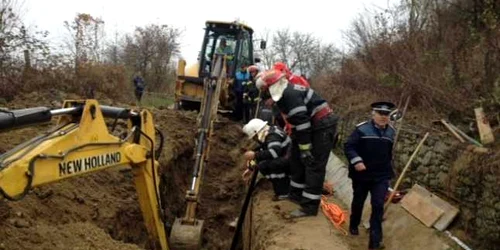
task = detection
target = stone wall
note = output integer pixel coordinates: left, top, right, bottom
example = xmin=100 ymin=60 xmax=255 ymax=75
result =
xmin=335 ymin=114 xmax=500 ymax=250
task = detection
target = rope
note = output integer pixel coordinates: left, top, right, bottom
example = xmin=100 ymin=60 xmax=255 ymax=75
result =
xmin=320 ymin=194 xmax=348 ymax=236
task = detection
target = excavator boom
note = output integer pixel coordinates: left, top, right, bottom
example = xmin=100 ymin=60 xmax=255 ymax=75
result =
xmin=0 ymin=100 xmax=169 ymax=250
xmin=169 ymin=53 xmax=227 ymax=250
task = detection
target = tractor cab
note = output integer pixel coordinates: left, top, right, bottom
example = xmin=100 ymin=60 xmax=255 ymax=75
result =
xmin=199 ymin=21 xmax=260 ymax=79
xmin=175 ymin=20 xmax=266 ymax=111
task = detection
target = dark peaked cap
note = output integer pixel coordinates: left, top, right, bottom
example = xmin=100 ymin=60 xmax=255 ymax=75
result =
xmin=371 ymin=101 xmax=396 ymax=112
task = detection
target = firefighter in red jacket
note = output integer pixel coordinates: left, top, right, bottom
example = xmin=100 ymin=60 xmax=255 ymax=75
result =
xmin=256 ymin=69 xmax=338 ymax=218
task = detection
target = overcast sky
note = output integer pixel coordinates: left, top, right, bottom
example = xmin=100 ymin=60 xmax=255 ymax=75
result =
xmin=21 ymin=0 xmax=396 ymax=64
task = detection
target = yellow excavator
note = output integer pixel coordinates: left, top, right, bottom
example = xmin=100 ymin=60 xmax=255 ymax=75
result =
xmin=0 ymin=100 xmax=170 ymax=249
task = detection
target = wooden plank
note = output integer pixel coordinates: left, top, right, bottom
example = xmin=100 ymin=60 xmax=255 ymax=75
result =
xmin=474 ymin=107 xmax=495 ymax=145
xmin=410 ymin=184 xmax=460 ymax=231
xmin=440 ymin=119 xmax=465 ymax=143
xmin=448 ymin=122 xmax=483 ymax=147
xmin=401 ymin=185 xmax=445 ymax=227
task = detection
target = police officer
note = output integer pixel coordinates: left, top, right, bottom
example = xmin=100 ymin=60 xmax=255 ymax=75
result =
xmin=242 ymin=118 xmax=291 ymax=200
xmin=256 ymin=69 xmax=338 ymax=218
xmin=344 ymin=101 xmax=397 ymax=250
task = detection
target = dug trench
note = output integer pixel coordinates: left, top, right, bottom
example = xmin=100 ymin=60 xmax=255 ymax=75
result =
xmin=0 ymin=92 xmax=251 ymax=250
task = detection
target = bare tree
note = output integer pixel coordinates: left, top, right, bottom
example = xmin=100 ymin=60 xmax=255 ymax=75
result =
xmin=272 ymin=28 xmax=293 ymax=66
xmin=121 ymin=24 xmax=181 ymax=91
xmin=310 ymin=42 xmax=342 ymax=78
xmin=0 ymin=0 xmax=48 ymax=74
xmin=289 ymin=31 xmax=317 ymax=76
xmin=64 ymin=13 xmax=105 ymax=70
xmin=103 ymin=31 xmax=123 ymax=65
xmin=271 ymin=29 xmax=325 ymax=77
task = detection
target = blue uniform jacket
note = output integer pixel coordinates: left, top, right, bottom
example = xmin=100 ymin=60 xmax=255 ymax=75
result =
xmin=344 ymin=120 xmax=395 ymax=181
xmin=234 ymin=71 xmax=249 ymax=93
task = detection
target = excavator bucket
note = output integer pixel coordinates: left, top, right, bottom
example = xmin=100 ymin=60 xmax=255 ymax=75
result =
xmin=169 ymin=218 xmax=204 ymax=250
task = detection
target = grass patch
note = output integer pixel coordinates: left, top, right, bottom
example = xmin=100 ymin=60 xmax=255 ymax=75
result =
xmin=140 ymin=92 xmax=174 ymax=108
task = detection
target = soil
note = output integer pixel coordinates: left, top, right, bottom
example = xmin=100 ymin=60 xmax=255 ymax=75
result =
xmin=1 ymin=90 xmax=465 ymax=250
xmin=249 ymin=181 xmax=459 ymax=250
xmin=0 ymin=91 xmax=250 ymax=250
xmin=249 ymin=183 xmax=352 ymax=250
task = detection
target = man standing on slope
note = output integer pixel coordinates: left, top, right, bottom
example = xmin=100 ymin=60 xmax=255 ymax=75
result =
xmin=344 ymin=101 xmax=397 ymax=250
xmin=256 ymin=69 xmax=338 ymax=218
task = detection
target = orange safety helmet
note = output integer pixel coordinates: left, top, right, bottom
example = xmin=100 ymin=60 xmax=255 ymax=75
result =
xmin=256 ymin=69 xmax=286 ymax=89
xmin=273 ymin=62 xmax=291 ymax=77
xmin=247 ymin=65 xmax=259 ymax=73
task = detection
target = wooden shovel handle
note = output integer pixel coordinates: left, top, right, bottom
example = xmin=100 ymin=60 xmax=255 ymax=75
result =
xmin=384 ymin=132 xmax=430 ymax=210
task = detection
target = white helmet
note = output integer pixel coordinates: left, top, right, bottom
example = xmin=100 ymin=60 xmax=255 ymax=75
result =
xmin=242 ymin=118 xmax=268 ymax=139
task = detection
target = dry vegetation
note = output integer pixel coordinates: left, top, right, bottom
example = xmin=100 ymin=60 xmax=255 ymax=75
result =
xmin=314 ymin=0 xmax=500 ymax=126
xmin=0 ymin=2 xmax=180 ymax=104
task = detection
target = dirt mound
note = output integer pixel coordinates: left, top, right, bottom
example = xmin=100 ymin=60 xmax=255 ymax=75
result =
xmin=0 ymin=220 xmax=142 ymax=250
xmin=0 ymin=91 xmax=250 ymax=250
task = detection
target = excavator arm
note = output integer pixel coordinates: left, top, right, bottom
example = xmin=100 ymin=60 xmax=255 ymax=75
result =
xmin=169 ymin=53 xmax=228 ymax=250
xmin=0 ymin=100 xmax=169 ymax=250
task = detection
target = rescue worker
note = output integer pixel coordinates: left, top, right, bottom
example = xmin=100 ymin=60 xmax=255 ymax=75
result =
xmin=256 ymin=69 xmax=338 ymax=218
xmin=344 ymin=101 xmax=397 ymax=250
xmin=241 ymin=118 xmax=291 ymax=200
xmin=233 ymin=64 xmax=249 ymax=121
xmin=216 ymin=37 xmax=234 ymax=56
xmin=215 ymin=37 xmax=234 ymax=73
xmin=242 ymin=65 xmax=261 ymax=123
xmin=133 ymin=75 xmax=146 ymax=103
xmin=268 ymin=62 xmax=311 ymax=135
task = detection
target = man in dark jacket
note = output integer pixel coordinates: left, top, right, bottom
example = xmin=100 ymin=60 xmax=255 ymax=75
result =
xmin=344 ymin=101 xmax=397 ymax=250
xmin=242 ymin=65 xmax=261 ymax=123
xmin=242 ymin=118 xmax=291 ymax=200
xmin=133 ymin=75 xmax=146 ymax=103
xmin=233 ymin=64 xmax=249 ymax=121
xmin=256 ymin=69 xmax=338 ymax=218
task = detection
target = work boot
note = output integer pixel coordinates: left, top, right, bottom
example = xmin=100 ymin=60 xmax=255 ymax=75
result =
xmin=368 ymin=242 xmax=385 ymax=250
xmin=288 ymin=194 xmax=301 ymax=205
xmin=287 ymin=209 xmax=315 ymax=219
xmin=272 ymin=194 xmax=289 ymax=201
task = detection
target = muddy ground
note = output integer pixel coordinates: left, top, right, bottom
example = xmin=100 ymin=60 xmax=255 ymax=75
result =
xmin=248 ymin=181 xmax=458 ymax=250
xmin=0 ymin=91 xmax=250 ymax=250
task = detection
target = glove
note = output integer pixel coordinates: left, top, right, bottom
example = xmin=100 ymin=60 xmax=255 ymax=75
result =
xmin=300 ymin=150 xmax=314 ymax=168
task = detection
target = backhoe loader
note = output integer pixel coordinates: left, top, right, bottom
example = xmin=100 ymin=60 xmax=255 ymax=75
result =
xmin=0 ymin=100 xmax=170 ymax=249
xmin=175 ymin=20 xmax=266 ymax=112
